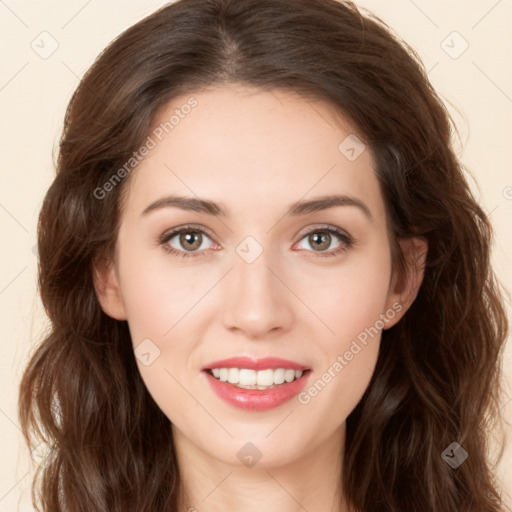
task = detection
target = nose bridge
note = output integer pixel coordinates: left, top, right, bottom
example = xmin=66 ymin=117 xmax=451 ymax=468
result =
xmin=221 ymin=234 xmax=293 ymax=336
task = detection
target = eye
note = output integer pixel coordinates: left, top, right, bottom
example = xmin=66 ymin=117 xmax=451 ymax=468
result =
xmin=294 ymin=226 xmax=355 ymax=258
xmin=159 ymin=224 xmax=217 ymax=260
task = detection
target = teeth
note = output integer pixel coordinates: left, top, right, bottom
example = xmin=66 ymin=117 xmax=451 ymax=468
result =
xmin=208 ymin=367 xmax=305 ymax=388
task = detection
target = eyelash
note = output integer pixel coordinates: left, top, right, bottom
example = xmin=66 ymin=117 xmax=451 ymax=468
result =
xmin=158 ymin=223 xmax=355 ymax=260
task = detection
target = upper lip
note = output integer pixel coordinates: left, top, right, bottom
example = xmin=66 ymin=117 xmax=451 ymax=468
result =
xmin=202 ymin=356 xmax=310 ymax=371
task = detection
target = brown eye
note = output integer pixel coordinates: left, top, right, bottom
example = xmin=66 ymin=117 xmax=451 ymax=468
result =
xmin=295 ymin=226 xmax=354 ymax=258
xmin=178 ymin=231 xmax=203 ymax=251
xmin=159 ymin=225 xmax=216 ymax=258
xmin=307 ymin=231 xmax=333 ymax=251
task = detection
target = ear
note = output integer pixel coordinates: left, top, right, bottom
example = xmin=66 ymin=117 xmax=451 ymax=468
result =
xmin=383 ymin=237 xmax=428 ymax=329
xmin=92 ymin=256 xmax=127 ymax=321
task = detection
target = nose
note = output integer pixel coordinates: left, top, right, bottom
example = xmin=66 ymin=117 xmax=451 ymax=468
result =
xmin=221 ymin=245 xmax=294 ymax=339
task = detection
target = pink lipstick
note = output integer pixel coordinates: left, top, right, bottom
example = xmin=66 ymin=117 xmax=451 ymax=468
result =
xmin=202 ymin=356 xmax=311 ymax=411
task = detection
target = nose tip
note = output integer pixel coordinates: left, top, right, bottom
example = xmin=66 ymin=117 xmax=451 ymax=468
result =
xmin=221 ymin=254 xmax=294 ymax=338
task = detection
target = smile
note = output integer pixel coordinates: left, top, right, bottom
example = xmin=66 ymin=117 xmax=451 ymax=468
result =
xmin=203 ymin=368 xmax=312 ymax=411
xmin=209 ymin=367 xmax=305 ymax=389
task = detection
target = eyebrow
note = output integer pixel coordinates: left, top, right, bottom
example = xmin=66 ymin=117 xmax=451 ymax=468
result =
xmin=141 ymin=193 xmax=373 ymax=221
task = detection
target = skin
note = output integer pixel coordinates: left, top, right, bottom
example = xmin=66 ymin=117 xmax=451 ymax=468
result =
xmin=95 ymin=84 xmax=427 ymax=512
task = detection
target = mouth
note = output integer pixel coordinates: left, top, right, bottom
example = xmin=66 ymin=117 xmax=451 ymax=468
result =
xmin=201 ymin=356 xmax=312 ymax=411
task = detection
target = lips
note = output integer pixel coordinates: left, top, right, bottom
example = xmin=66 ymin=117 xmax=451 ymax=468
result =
xmin=204 ymin=369 xmax=311 ymax=411
xmin=202 ymin=356 xmax=312 ymax=411
xmin=202 ymin=356 xmax=310 ymax=371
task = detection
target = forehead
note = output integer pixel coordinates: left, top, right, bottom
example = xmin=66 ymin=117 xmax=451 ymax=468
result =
xmin=122 ymin=84 xmax=387 ymax=224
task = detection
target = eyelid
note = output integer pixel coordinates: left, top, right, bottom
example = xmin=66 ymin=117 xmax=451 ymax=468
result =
xmin=158 ymin=223 xmax=217 ymax=244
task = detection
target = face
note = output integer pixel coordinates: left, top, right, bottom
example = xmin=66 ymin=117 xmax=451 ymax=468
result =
xmin=96 ymin=84 xmax=424 ymax=469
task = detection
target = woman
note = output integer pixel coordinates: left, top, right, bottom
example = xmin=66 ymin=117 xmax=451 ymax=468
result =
xmin=18 ymin=0 xmax=510 ymax=510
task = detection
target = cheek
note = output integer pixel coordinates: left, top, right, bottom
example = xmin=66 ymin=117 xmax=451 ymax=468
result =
xmin=297 ymin=244 xmax=391 ymax=411
xmin=303 ymin=240 xmax=392 ymax=349
xmin=117 ymin=243 xmax=198 ymax=342
xmin=117 ymin=254 xmax=203 ymax=422
xmin=299 ymin=336 xmax=380 ymax=432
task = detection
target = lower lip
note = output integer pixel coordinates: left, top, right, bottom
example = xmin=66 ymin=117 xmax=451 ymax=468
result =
xmin=203 ymin=370 xmax=311 ymax=411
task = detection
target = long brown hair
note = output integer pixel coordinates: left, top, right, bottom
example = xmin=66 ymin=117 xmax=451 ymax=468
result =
xmin=18 ymin=0 xmax=510 ymax=510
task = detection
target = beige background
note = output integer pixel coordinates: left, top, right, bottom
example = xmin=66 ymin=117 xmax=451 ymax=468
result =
xmin=0 ymin=0 xmax=510 ymax=510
